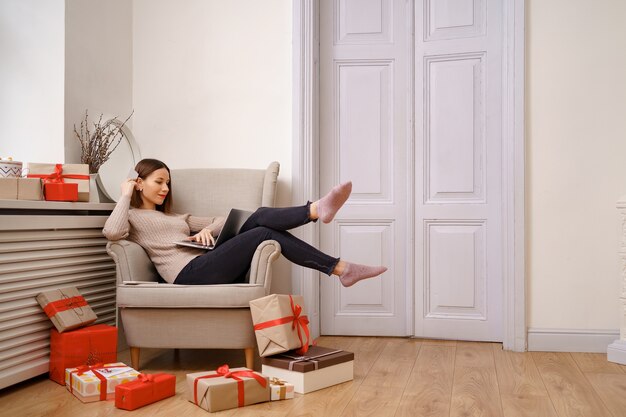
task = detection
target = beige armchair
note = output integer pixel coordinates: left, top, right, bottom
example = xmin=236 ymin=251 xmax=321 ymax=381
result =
xmin=106 ymin=162 xmax=281 ymax=370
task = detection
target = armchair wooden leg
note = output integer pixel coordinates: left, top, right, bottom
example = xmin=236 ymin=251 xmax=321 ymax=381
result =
xmin=244 ymin=347 xmax=254 ymax=369
xmin=130 ymin=347 xmax=140 ymax=370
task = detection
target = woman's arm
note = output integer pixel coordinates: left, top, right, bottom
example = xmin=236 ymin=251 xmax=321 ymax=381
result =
xmin=103 ymin=180 xmax=137 ymax=241
xmin=102 ymin=195 xmax=132 ymax=240
xmin=185 ymin=215 xmax=226 ymax=236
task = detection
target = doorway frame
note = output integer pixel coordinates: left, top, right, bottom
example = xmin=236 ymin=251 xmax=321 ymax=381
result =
xmin=292 ymin=0 xmax=526 ymax=351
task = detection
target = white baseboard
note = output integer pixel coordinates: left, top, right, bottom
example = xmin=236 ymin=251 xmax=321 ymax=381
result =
xmin=607 ymin=339 xmax=626 ymax=365
xmin=527 ymin=328 xmax=620 ymax=353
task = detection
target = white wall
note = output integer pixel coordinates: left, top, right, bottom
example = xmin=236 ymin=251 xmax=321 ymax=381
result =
xmin=0 ymin=0 xmax=64 ymax=164
xmin=527 ymin=0 xmax=626 ymax=331
xmin=132 ymin=0 xmax=292 ymax=199
xmin=64 ymin=0 xmax=133 ymax=165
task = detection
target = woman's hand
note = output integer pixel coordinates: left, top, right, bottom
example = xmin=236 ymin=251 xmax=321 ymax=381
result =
xmin=187 ymin=228 xmax=216 ymax=247
xmin=121 ymin=179 xmax=137 ymax=198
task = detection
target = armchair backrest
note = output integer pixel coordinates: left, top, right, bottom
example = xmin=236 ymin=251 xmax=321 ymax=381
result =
xmin=170 ymin=162 xmax=280 ymax=216
xmin=107 ymin=162 xmax=280 ymax=284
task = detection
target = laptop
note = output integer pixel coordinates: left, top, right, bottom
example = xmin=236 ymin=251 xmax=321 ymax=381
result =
xmin=174 ymin=208 xmax=252 ymax=250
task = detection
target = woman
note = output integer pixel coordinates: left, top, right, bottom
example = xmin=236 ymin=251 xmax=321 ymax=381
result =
xmin=103 ymin=159 xmax=386 ymax=287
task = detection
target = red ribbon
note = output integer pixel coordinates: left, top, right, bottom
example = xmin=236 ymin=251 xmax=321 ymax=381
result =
xmin=253 ymin=295 xmax=311 ymax=354
xmin=193 ymin=364 xmax=267 ymax=408
xmin=43 ymin=295 xmax=88 ymax=318
xmin=27 ymin=164 xmax=89 ymax=183
xmin=69 ymin=363 xmax=119 ymax=401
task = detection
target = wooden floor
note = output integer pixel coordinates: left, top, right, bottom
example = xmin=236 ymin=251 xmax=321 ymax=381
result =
xmin=1 ymin=337 xmax=626 ymax=417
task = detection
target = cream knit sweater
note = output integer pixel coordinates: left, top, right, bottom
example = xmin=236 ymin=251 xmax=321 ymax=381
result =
xmin=102 ymin=195 xmax=225 ymax=283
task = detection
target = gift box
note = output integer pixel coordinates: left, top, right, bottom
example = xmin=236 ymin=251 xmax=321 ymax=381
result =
xmin=36 ymin=287 xmax=97 ymax=333
xmin=261 ymin=345 xmax=354 ymax=394
xmin=249 ymin=294 xmax=311 ymax=357
xmin=44 ymin=182 xmax=78 ymax=201
xmin=49 ymin=324 xmax=118 ymax=385
xmin=25 ymin=162 xmax=89 ymax=202
xmin=186 ymin=365 xmax=269 ymax=412
xmin=269 ymin=377 xmax=294 ymax=401
xmin=0 ymin=177 xmax=43 ymax=200
xmin=66 ymin=362 xmax=140 ymax=403
xmin=115 ymin=373 xmax=176 ymax=410
xmin=0 ymin=158 xmax=22 ymax=177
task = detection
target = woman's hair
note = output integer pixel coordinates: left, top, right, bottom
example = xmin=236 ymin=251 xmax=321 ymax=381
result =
xmin=130 ymin=158 xmax=173 ymax=213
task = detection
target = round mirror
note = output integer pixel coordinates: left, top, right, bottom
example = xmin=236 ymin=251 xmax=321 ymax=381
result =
xmin=96 ymin=119 xmax=141 ymax=202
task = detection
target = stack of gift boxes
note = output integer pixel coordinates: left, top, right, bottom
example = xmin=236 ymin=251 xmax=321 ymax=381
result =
xmin=37 ymin=287 xmax=176 ymax=410
xmin=0 ymin=159 xmax=90 ymax=202
xmin=38 ymin=288 xmax=353 ymax=413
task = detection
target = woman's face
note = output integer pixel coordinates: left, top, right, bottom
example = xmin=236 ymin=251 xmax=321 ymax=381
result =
xmin=138 ymin=168 xmax=170 ymax=209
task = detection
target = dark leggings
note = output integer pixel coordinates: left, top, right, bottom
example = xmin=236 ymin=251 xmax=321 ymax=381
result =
xmin=173 ymin=203 xmax=340 ymax=285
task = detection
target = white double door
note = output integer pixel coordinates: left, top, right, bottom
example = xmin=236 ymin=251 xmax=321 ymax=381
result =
xmin=319 ymin=0 xmax=504 ymax=342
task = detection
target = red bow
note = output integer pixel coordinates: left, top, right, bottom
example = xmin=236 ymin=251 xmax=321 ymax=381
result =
xmin=27 ymin=164 xmax=89 ymax=183
xmin=193 ymin=364 xmax=266 ymax=408
xmin=253 ymin=295 xmax=311 ymax=354
xmin=137 ymin=373 xmax=155 ymax=383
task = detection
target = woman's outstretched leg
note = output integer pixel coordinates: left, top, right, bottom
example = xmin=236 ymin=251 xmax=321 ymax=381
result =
xmin=238 ymin=227 xmax=386 ymax=287
xmin=240 ymin=181 xmax=353 ymax=233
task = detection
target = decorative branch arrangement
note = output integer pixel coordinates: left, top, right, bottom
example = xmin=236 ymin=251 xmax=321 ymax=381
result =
xmin=74 ymin=110 xmax=134 ymax=174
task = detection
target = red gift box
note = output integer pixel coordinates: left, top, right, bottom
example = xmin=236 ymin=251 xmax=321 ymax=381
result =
xmin=49 ymin=324 xmax=118 ymax=385
xmin=115 ymin=373 xmax=176 ymax=410
xmin=44 ymin=182 xmax=78 ymax=201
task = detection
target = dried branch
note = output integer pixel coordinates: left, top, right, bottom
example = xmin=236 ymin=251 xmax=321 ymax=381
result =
xmin=73 ymin=110 xmax=134 ymax=174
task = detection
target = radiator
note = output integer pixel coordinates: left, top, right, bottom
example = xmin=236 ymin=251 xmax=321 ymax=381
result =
xmin=0 ymin=209 xmax=116 ymax=390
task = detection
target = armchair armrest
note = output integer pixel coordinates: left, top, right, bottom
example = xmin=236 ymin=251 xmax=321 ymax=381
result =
xmin=106 ymin=240 xmax=159 ymax=284
xmin=249 ymin=239 xmax=281 ymax=294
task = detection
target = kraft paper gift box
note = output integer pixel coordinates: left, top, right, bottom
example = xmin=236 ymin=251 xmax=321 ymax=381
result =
xmin=115 ymin=373 xmax=176 ymax=411
xmin=65 ymin=362 xmax=140 ymax=403
xmin=49 ymin=324 xmax=118 ymax=385
xmin=187 ymin=365 xmax=270 ymax=412
xmin=36 ymin=287 xmax=97 ymax=333
xmin=25 ymin=162 xmax=89 ymax=202
xmin=0 ymin=177 xmax=43 ymax=200
xmin=249 ymin=294 xmax=311 ymax=357
xmin=261 ymin=345 xmax=354 ymax=394
xmin=269 ymin=377 xmax=294 ymax=401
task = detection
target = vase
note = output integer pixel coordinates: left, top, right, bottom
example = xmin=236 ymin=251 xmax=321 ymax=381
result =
xmin=89 ymin=173 xmax=112 ymax=203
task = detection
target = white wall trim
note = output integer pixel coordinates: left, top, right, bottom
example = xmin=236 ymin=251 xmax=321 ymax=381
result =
xmin=608 ymin=339 xmax=626 ymax=365
xmin=292 ymin=0 xmax=526 ymax=347
xmin=292 ymin=0 xmax=320 ymax=338
xmin=528 ymin=328 xmax=620 ymax=353
xmin=502 ymin=0 xmax=526 ymax=351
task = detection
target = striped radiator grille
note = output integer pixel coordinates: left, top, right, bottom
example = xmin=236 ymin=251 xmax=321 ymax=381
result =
xmin=0 ymin=215 xmax=116 ymax=390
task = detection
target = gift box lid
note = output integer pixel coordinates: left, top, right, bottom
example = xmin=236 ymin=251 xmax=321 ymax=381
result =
xmin=261 ymin=345 xmax=354 ymax=373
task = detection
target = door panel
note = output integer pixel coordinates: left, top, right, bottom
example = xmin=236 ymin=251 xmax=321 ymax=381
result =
xmin=415 ymin=0 xmax=503 ymax=341
xmin=320 ymin=0 xmax=409 ymax=336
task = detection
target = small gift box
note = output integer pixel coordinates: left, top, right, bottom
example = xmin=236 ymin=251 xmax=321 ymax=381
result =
xmin=49 ymin=324 xmax=118 ymax=385
xmin=269 ymin=377 xmax=294 ymax=401
xmin=0 ymin=177 xmax=43 ymax=200
xmin=115 ymin=373 xmax=176 ymax=410
xmin=186 ymin=365 xmax=270 ymax=412
xmin=44 ymin=182 xmax=78 ymax=201
xmin=249 ymin=294 xmax=311 ymax=357
xmin=261 ymin=345 xmax=354 ymax=394
xmin=0 ymin=158 xmax=22 ymax=177
xmin=25 ymin=162 xmax=89 ymax=202
xmin=36 ymin=287 xmax=97 ymax=333
xmin=66 ymin=362 xmax=140 ymax=403
xmin=44 ymin=183 xmax=78 ymax=201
